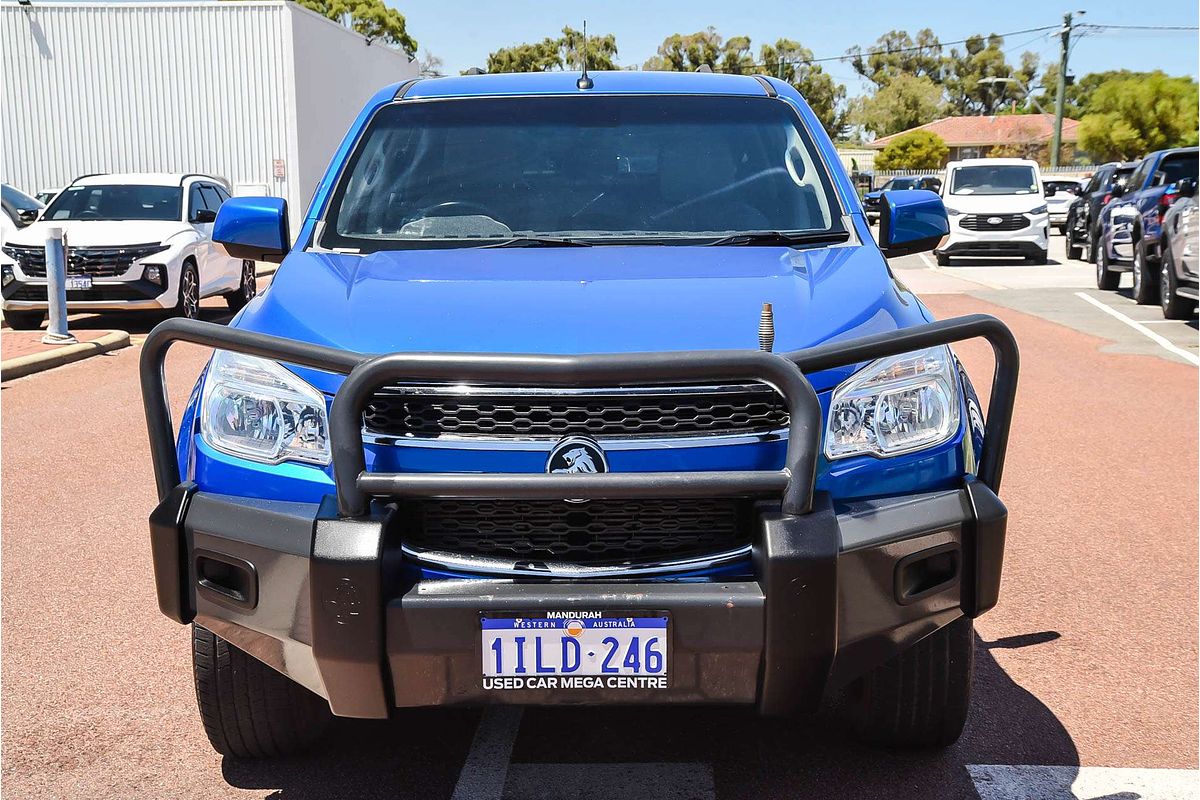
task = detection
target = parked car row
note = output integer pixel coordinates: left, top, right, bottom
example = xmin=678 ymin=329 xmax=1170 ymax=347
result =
xmin=1063 ymin=146 xmax=1199 ymax=319
xmin=0 ymin=172 xmax=257 ymax=329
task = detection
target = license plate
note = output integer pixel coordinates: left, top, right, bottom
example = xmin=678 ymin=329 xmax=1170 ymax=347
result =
xmin=481 ymin=611 xmax=668 ymax=690
xmin=65 ymin=276 xmax=92 ymax=290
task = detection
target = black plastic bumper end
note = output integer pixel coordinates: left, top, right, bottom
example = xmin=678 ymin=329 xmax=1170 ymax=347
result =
xmin=148 ymin=481 xmax=197 ymax=624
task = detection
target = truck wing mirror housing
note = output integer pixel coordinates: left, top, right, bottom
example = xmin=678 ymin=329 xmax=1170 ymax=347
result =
xmin=213 ymin=197 xmax=290 ymax=263
xmin=878 ymin=190 xmax=949 ymax=259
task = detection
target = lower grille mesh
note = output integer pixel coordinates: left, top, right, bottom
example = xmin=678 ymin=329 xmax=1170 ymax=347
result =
xmin=403 ymin=498 xmax=753 ymax=564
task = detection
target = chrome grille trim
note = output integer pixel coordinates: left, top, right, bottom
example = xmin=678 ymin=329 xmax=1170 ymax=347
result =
xmin=363 ymin=382 xmax=789 ymax=441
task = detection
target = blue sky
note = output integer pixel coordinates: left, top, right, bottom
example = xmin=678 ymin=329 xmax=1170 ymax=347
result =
xmin=396 ymin=0 xmax=1199 ymax=96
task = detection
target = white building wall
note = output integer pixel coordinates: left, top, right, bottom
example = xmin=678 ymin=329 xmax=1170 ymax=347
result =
xmin=0 ymin=1 xmax=416 ymax=232
xmin=288 ymin=4 xmax=416 ymax=225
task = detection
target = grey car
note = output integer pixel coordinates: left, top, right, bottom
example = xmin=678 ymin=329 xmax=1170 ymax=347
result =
xmin=1159 ymin=177 xmax=1199 ymax=319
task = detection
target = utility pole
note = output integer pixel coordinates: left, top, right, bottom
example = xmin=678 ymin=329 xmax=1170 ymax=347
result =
xmin=1050 ymin=11 xmax=1079 ymax=169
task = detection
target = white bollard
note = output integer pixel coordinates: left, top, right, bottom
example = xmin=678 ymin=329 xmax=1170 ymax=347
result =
xmin=41 ymin=227 xmax=77 ymax=345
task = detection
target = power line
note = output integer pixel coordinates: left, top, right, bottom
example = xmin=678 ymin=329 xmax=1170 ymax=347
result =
xmin=1079 ymin=23 xmax=1199 ymax=31
xmin=709 ymin=21 xmax=1195 ymax=74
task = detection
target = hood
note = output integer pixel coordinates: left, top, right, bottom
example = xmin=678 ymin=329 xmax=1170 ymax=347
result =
xmin=5 ymin=219 xmax=191 ymax=247
xmin=237 ymin=243 xmax=926 ymax=394
xmin=941 ymin=192 xmax=1046 ymax=214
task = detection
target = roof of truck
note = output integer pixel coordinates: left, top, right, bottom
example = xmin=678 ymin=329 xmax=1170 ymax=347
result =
xmin=402 ymin=70 xmax=773 ymax=100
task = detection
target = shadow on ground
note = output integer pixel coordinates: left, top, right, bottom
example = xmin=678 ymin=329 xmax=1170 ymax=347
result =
xmin=221 ymin=629 xmax=1083 ymax=800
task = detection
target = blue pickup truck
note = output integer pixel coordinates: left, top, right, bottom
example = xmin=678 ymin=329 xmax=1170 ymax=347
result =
xmin=140 ymin=71 xmax=1018 ymax=758
xmin=1095 ymin=146 xmax=1199 ymax=303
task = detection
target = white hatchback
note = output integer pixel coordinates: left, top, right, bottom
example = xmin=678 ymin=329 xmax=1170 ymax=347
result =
xmin=935 ymin=158 xmax=1051 ymax=265
xmin=0 ymin=173 xmax=257 ymax=329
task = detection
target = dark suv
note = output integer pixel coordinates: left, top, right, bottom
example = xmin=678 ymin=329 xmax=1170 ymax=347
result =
xmin=1096 ymin=147 xmax=1200 ymax=303
xmin=1065 ymin=161 xmax=1136 ymax=261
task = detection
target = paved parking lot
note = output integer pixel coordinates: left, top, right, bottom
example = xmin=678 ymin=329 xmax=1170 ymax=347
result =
xmin=1 ymin=235 xmax=1196 ymax=799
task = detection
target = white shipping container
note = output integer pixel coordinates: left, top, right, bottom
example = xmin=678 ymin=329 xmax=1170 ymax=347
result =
xmin=0 ymin=0 xmax=417 ymax=231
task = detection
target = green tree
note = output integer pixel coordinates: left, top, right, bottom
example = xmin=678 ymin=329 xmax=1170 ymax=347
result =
xmin=758 ymin=39 xmax=845 ymax=138
xmin=942 ymin=34 xmax=1038 ymax=115
xmin=484 ymin=26 xmax=618 ymax=73
xmin=292 ymin=0 xmax=416 ymax=55
xmin=1031 ymin=68 xmax=1156 ymax=118
xmin=849 ymin=74 xmax=945 ymax=137
xmin=643 ymin=28 xmax=724 ymax=71
xmin=847 ymin=28 xmax=944 ymax=88
xmin=646 ymin=32 xmax=847 ymax=139
xmin=1077 ymin=72 xmax=1199 ymax=161
xmin=875 ymin=130 xmax=949 ymax=170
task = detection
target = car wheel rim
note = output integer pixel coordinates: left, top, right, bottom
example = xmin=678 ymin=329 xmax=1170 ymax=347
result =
xmin=1133 ymin=251 xmax=1141 ymax=294
xmin=183 ymin=270 xmax=198 ymax=318
xmin=243 ymin=262 xmax=256 ymax=300
xmin=1162 ymin=262 xmax=1171 ymax=308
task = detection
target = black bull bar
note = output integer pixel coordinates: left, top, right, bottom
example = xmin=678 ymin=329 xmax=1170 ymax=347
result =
xmin=142 ymin=314 xmax=1018 ymax=513
xmin=140 ymin=315 xmax=1017 ymax=715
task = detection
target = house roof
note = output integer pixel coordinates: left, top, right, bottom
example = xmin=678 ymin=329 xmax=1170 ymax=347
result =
xmin=867 ymin=114 xmax=1080 ymax=149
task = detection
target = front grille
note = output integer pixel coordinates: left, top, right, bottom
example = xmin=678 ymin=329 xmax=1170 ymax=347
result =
xmin=8 ymin=284 xmax=149 ymax=302
xmin=364 ymin=385 xmax=789 ymax=440
xmin=960 ymin=214 xmax=1030 ymax=232
xmin=3 ymin=243 xmax=166 ymax=278
xmin=403 ymin=498 xmax=753 ymax=564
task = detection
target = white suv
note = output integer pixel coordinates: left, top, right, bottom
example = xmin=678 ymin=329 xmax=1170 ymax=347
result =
xmin=1 ymin=173 xmax=256 ymax=329
xmin=935 ymin=158 xmax=1051 ymax=265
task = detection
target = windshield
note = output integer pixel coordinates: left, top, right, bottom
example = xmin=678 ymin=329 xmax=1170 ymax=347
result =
xmin=1157 ymin=155 xmax=1199 ymax=187
xmin=949 ymin=165 xmax=1038 ymax=196
xmin=1 ymin=184 xmax=42 ymax=212
xmin=884 ymin=178 xmax=917 ymax=191
xmin=1044 ymin=180 xmax=1080 ymax=195
xmin=44 ymin=185 xmax=182 ymax=221
xmin=323 ymin=95 xmax=844 ymax=249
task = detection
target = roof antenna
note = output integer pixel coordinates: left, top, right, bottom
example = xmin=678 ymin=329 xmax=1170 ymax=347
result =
xmin=576 ymin=20 xmax=593 ymax=90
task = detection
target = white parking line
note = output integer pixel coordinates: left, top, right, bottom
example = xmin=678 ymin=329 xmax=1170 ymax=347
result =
xmin=451 ymin=706 xmax=524 ymax=800
xmin=968 ymin=765 xmax=1200 ymax=800
xmin=1074 ymin=292 xmax=1200 ymax=366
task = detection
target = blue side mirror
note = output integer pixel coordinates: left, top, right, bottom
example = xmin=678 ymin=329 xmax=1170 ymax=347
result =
xmin=213 ymin=196 xmax=290 ymax=264
xmin=878 ymin=189 xmax=949 ymax=258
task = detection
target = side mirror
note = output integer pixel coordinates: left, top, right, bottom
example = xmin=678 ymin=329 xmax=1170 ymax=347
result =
xmin=212 ymin=197 xmax=290 ymax=263
xmin=1178 ymin=178 xmax=1197 ymax=199
xmin=1110 ymin=183 xmax=1126 ymax=199
xmin=15 ymin=208 xmax=39 ymax=225
xmin=191 ymin=208 xmax=217 ymax=224
xmin=1044 ymin=185 xmax=1056 ymax=197
xmin=878 ymin=190 xmax=948 ymax=258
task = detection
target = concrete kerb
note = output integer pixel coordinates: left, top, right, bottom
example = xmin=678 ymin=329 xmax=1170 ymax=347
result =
xmin=1 ymin=330 xmax=131 ymax=381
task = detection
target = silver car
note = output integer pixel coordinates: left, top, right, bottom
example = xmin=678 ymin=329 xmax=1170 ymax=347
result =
xmin=1159 ymin=177 xmax=1199 ymax=319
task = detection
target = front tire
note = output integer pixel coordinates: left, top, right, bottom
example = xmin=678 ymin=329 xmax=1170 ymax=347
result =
xmin=1096 ymin=240 xmax=1120 ymax=290
xmin=1131 ymin=237 xmax=1156 ymax=305
xmin=173 ymin=260 xmax=200 ymax=319
xmin=223 ymin=260 xmax=257 ymax=312
xmin=850 ymin=615 xmax=974 ymax=748
xmin=935 ymin=252 xmax=951 ymax=266
xmin=1160 ymin=239 xmax=1197 ymax=320
xmin=1066 ymin=221 xmax=1083 ymax=261
xmin=192 ymin=625 xmax=331 ymax=758
xmin=3 ymin=308 xmax=45 ymax=330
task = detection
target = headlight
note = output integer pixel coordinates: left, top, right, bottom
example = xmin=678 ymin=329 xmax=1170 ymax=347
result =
xmin=825 ymin=346 xmax=961 ymax=460
xmin=2 ymin=264 xmax=13 ymax=286
xmin=1029 ymin=205 xmax=1048 ymax=215
xmin=143 ymin=264 xmax=165 ymax=286
xmin=200 ymin=350 xmax=330 ymax=465
xmin=944 ymin=207 xmax=963 ymax=216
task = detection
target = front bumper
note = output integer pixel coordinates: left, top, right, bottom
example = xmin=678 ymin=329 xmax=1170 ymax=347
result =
xmin=140 ymin=315 xmax=1019 ymax=718
xmin=1 ymin=277 xmax=172 ymax=310
xmin=154 ymin=480 xmax=1005 ymax=716
xmin=939 ymin=215 xmax=1049 ymax=257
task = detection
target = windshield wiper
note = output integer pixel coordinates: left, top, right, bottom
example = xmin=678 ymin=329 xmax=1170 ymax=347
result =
xmin=478 ymin=236 xmax=591 ymax=248
xmin=704 ymin=231 xmax=851 ymax=247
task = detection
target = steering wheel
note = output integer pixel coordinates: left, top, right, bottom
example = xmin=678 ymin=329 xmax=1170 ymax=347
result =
xmin=75 ymin=210 xmax=101 ymax=219
xmin=411 ymin=201 xmax=496 ymax=220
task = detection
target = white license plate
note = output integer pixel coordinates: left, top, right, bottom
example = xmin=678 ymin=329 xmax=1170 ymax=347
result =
xmin=65 ymin=276 xmax=92 ymax=290
xmin=481 ymin=612 xmax=668 ymax=689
